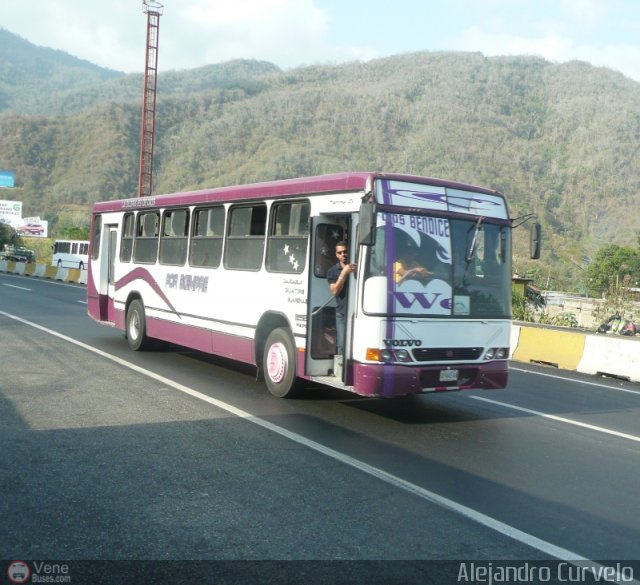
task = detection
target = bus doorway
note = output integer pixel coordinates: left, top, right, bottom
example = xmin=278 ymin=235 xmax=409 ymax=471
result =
xmin=95 ymin=224 xmax=118 ymax=323
xmin=305 ymin=218 xmax=352 ymax=381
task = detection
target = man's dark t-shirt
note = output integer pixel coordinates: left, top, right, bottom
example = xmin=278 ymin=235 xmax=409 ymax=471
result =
xmin=327 ymin=263 xmax=346 ymax=317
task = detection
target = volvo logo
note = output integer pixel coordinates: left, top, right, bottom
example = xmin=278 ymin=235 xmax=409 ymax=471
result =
xmin=383 ymin=339 xmax=423 ymax=347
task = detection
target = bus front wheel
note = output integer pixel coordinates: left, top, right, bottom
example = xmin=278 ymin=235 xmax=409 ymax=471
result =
xmin=126 ymin=299 xmax=153 ymax=351
xmin=263 ymin=328 xmax=299 ymax=398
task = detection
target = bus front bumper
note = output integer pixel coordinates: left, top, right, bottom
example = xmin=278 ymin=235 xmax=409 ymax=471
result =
xmin=352 ymin=360 xmax=508 ymax=397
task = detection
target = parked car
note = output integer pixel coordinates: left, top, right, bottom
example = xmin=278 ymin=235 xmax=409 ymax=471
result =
xmin=17 ymin=223 xmax=45 ymax=235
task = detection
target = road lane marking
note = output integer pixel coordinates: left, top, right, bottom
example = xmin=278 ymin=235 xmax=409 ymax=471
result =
xmin=510 ymin=365 xmax=640 ymax=396
xmin=0 ymin=309 xmax=621 ymax=567
xmin=2 ymin=283 xmax=32 ymax=291
xmin=470 ymin=395 xmax=640 ymax=443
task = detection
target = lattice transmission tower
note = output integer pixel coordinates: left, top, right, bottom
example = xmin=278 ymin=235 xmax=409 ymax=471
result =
xmin=138 ymin=0 xmax=163 ymax=198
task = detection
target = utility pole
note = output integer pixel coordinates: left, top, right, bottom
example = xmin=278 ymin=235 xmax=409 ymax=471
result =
xmin=138 ymin=0 xmax=163 ymax=198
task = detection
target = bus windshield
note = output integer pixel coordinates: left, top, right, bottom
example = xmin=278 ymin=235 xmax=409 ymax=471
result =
xmin=364 ymin=212 xmax=511 ymax=319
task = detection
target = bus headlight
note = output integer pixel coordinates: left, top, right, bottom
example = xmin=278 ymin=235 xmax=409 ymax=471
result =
xmin=395 ymin=349 xmax=411 ymax=362
xmin=366 ymin=348 xmax=413 ymax=363
xmin=484 ymin=347 xmax=509 ymax=360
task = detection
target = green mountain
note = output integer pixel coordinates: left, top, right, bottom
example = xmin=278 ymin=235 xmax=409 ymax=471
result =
xmin=0 ymin=29 xmax=639 ymax=291
xmin=0 ymin=28 xmax=124 ymax=112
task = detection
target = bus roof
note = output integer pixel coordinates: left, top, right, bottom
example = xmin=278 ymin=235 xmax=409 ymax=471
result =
xmin=92 ymin=172 xmax=503 ymax=213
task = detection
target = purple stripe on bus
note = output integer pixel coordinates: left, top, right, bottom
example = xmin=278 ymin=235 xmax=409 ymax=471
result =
xmin=115 ymin=267 xmax=178 ymax=316
xmin=143 ymin=313 xmax=255 ymax=363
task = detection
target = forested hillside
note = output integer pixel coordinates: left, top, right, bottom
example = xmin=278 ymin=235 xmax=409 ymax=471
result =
xmin=1 ymin=29 xmax=639 ymax=291
xmin=0 ymin=28 xmax=124 ymax=111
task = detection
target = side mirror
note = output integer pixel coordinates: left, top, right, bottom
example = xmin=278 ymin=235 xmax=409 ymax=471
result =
xmin=358 ymin=202 xmax=376 ymax=246
xmin=530 ymin=223 xmax=541 ymax=259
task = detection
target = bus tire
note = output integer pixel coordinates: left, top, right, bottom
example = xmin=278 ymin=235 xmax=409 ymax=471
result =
xmin=126 ymin=299 xmax=153 ymax=351
xmin=263 ymin=328 xmax=299 ymax=398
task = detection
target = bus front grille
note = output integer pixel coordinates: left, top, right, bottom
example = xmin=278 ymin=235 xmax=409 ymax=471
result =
xmin=412 ymin=347 xmax=482 ymax=362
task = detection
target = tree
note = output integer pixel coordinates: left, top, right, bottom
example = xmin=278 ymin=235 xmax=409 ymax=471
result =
xmin=0 ymin=223 xmax=19 ymax=249
xmin=584 ymin=244 xmax=640 ymax=297
xmin=58 ymin=226 xmax=90 ymax=240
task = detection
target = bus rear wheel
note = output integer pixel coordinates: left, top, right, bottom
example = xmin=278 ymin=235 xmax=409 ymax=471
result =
xmin=263 ymin=328 xmax=299 ymax=398
xmin=126 ymin=299 xmax=153 ymax=351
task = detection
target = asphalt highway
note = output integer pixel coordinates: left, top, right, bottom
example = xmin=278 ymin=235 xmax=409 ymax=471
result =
xmin=2 ymin=271 xmax=639 ymax=583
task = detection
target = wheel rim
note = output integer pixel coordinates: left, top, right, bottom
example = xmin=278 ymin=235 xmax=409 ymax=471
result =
xmin=266 ymin=342 xmax=288 ymax=384
xmin=129 ymin=311 xmax=140 ymax=340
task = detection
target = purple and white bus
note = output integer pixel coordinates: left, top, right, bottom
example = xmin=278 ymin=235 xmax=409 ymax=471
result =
xmin=87 ymin=172 xmax=538 ymax=398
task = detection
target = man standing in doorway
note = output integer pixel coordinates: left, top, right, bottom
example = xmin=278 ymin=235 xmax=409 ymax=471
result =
xmin=327 ymin=241 xmax=357 ymax=355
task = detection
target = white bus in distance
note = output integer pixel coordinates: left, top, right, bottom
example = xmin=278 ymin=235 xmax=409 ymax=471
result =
xmin=87 ymin=172 xmax=540 ymax=398
xmin=52 ymin=240 xmax=90 ymax=270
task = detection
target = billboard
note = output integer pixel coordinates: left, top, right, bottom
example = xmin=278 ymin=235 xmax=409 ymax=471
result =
xmin=0 ymin=200 xmax=22 ymax=226
xmin=0 ymin=202 xmax=48 ymax=238
xmin=0 ymin=170 xmax=15 ymax=188
xmin=16 ymin=217 xmax=48 ymax=238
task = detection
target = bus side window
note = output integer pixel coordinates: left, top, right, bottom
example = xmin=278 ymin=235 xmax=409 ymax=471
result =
xmin=365 ymin=226 xmax=387 ymax=278
xmin=266 ymin=201 xmax=310 ymax=274
xmin=120 ymin=213 xmax=134 ymax=262
xmin=225 ymin=204 xmax=266 ymax=271
xmin=134 ymin=211 xmax=159 ymax=264
xmin=190 ymin=206 xmax=224 ymax=268
xmin=91 ymin=216 xmax=102 ymax=261
xmin=160 ymin=209 xmax=189 ymax=266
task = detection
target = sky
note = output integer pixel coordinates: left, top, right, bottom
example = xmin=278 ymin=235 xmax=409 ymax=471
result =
xmin=3 ymin=0 xmax=640 ymax=82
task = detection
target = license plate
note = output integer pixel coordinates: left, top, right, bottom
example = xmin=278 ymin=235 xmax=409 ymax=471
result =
xmin=439 ymin=369 xmax=458 ymax=382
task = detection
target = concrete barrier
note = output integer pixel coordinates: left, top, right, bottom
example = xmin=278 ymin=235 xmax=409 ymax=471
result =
xmin=0 ymin=260 xmax=85 ymax=283
xmin=23 ymin=263 xmax=37 ymax=276
xmin=510 ymin=322 xmax=640 ymax=383
xmin=12 ymin=261 xmax=26 ymax=275
xmin=577 ymin=335 xmax=640 ymax=382
xmin=32 ymin=264 xmax=47 ymax=278
xmin=66 ymin=268 xmax=81 ymax=283
xmin=509 ymin=324 xmax=521 ymax=359
xmin=512 ymin=325 xmax=587 ymax=370
xmin=43 ymin=265 xmax=58 ymax=279
xmin=55 ymin=267 xmax=71 ymax=282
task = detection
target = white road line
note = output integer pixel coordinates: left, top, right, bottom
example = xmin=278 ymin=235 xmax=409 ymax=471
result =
xmin=2 ymin=283 xmax=32 ymax=291
xmin=510 ymin=365 xmax=640 ymax=396
xmin=0 ymin=310 xmax=611 ymax=565
xmin=470 ymin=395 xmax=640 ymax=443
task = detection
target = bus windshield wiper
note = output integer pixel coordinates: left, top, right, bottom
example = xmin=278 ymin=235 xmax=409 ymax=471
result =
xmin=466 ymin=217 xmax=484 ymax=262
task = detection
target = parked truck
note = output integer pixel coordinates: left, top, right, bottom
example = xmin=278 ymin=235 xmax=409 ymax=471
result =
xmin=1 ymin=244 xmax=36 ymax=263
